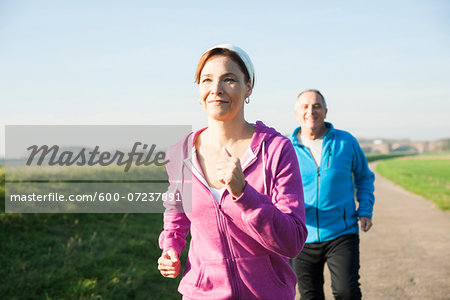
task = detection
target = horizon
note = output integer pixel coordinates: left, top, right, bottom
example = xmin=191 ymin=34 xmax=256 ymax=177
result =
xmin=1 ymin=134 xmax=447 ymax=161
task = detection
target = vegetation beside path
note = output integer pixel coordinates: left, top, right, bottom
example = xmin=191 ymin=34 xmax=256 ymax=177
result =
xmin=376 ymin=154 xmax=450 ymax=210
xmin=0 ymin=166 xmax=186 ymax=300
xmin=365 ymin=152 xmax=415 ymax=162
xmin=1 ymin=151 xmax=448 ymax=298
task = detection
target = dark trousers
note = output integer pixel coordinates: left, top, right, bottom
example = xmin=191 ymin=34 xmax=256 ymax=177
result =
xmin=292 ymin=234 xmax=361 ymax=300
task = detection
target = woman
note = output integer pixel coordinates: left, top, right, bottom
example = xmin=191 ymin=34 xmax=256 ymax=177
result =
xmin=158 ymin=44 xmax=307 ymax=299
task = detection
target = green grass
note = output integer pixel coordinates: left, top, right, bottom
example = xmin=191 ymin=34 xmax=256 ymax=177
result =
xmin=365 ymin=152 xmax=416 ymax=162
xmin=0 ymin=166 xmax=188 ymax=299
xmin=420 ymin=151 xmax=450 ymax=157
xmin=376 ymin=156 xmax=450 ymax=210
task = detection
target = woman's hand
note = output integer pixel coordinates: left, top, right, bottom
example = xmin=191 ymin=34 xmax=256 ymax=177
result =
xmin=158 ymin=249 xmax=181 ymax=278
xmin=216 ymin=147 xmax=246 ymax=198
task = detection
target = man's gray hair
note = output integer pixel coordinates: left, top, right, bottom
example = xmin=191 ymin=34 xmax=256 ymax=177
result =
xmin=296 ymin=89 xmax=327 ymax=109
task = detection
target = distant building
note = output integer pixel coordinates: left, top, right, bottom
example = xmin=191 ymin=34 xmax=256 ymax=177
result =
xmin=358 ymin=138 xmax=450 ymax=154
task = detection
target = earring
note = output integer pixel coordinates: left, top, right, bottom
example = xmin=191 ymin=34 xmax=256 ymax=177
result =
xmin=245 ymin=97 xmax=250 ymax=104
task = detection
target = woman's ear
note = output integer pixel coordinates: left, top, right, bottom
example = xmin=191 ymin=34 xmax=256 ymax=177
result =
xmin=246 ymin=82 xmax=253 ymax=98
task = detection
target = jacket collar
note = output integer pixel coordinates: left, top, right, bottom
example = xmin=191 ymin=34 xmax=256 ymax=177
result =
xmin=290 ymin=122 xmax=335 ymax=146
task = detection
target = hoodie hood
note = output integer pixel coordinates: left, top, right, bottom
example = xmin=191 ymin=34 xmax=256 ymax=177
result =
xmin=192 ymin=120 xmax=282 ymax=155
xmin=250 ymin=121 xmax=283 ymax=155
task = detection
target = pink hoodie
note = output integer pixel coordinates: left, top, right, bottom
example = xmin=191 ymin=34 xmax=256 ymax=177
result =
xmin=159 ymin=121 xmax=307 ymax=300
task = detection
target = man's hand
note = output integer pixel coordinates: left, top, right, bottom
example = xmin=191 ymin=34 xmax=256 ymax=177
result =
xmin=216 ymin=147 xmax=246 ymax=198
xmin=360 ymin=217 xmax=373 ymax=232
xmin=158 ymin=249 xmax=181 ymax=278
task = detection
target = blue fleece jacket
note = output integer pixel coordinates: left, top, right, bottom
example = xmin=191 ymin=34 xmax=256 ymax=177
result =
xmin=289 ymin=122 xmax=375 ymax=243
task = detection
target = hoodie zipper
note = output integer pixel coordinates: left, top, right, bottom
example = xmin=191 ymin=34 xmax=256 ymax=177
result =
xmin=217 ymin=202 xmax=239 ymax=300
xmin=191 ymin=162 xmax=240 ymax=299
xmin=214 ymin=147 xmax=261 ymax=299
xmin=188 ymin=137 xmax=265 ymax=299
xmin=218 ymin=150 xmax=260 ymax=299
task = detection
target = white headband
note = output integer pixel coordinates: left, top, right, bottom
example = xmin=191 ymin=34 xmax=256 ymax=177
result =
xmin=205 ymin=44 xmax=255 ymax=88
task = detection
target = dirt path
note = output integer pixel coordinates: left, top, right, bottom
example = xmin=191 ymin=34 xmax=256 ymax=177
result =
xmin=296 ymin=163 xmax=450 ymax=300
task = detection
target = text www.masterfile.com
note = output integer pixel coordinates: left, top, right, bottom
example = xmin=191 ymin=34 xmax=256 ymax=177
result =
xmin=9 ymin=192 xmax=181 ymax=202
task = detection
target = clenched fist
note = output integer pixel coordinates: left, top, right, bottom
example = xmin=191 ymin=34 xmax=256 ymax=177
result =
xmin=158 ymin=249 xmax=181 ymax=278
xmin=216 ymin=147 xmax=246 ymax=198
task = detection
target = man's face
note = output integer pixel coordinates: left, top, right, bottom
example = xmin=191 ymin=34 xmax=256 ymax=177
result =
xmin=295 ymin=91 xmax=328 ymax=131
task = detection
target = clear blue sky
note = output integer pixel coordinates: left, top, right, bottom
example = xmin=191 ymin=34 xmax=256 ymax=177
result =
xmin=1 ymin=0 xmax=449 ymax=156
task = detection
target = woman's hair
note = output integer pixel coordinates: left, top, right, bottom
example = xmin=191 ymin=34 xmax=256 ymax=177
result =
xmin=195 ymin=48 xmax=251 ymax=85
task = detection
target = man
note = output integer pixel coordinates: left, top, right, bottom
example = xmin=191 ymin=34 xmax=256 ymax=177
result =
xmin=290 ymin=89 xmax=375 ymax=300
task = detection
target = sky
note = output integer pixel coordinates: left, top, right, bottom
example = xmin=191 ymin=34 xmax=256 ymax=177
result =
xmin=1 ymin=0 xmax=449 ymax=157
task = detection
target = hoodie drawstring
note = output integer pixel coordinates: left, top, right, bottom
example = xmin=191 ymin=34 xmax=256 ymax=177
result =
xmin=262 ymin=141 xmax=267 ymax=195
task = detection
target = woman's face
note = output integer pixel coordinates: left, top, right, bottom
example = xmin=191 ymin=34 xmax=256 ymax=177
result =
xmin=198 ymin=55 xmax=252 ymax=122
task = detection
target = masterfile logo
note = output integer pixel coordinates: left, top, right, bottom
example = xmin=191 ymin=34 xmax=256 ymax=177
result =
xmin=26 ymin=142 xmax=169 ymax=172
xmin=5 ymin=125 xmax=192 ymax=213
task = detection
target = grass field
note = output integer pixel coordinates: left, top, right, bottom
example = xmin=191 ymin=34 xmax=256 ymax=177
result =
xmin=2 ymin=152 xmax=446 ymax=298
xmin=0 ymin=166 xmax=188 ymax=299
xmin=376 ymin=155 xmax=450 ymax=210
xmin=365 ymin=152 xmax=416 ymax=162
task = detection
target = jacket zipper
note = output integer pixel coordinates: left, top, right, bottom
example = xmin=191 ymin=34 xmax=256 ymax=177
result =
xmin=300 ymin=132 xmax=330 ymax=243
xmin=327 ymin=148 xmax=331 ymax=168
xmin=316 ymin=167 xmax=320 ymax=242
xmin=304 ymin=146 xmax=321 ymax=243
xmin=316 ymin=146 xmax=331 ymax=241
xmin=319 ymin=145 xmax=331 ymax=241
